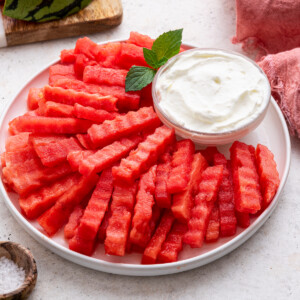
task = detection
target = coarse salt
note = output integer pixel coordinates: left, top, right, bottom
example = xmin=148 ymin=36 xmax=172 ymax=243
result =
xmin=0 ymin=256 xmax=25 ymax=294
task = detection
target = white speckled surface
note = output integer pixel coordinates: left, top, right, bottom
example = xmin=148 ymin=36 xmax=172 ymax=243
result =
xmin=0 ymin=0 xmax=300 ymax=299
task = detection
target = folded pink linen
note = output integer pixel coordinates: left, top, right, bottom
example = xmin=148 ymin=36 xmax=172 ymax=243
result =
xmin=233 ymin=0 xmax=300 ymax=58
xmin=258 ymin=48 xmax=300 ymax=137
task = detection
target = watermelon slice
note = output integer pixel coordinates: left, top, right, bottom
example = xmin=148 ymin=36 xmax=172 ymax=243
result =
xmin=73 ymin=103 xmax=118 ymax=123
xmin=29 ymin=134 xmax=67 ymax=145
xmin=118 ymin=43 xmax=149 ymax=69
xmin=236 ymin=211 xmax=250 ymax=228
xmin=231 ymin=141 xmax=256 ymax=169
xmin=69 ymin=235 xmax=94 ymax=256
xmin=65 ymin=194 xmax=92 ymax=235
xmin=142 ymin=210 xmax=175 ymax=264
xmin=5 ymin=132 xmax=30 ymax=152
xmin=213 ymin=155 xmax=237 ymax=237
xmin=112 ymin=125 xmax=175 ymax=183
xmin=158 ymin=222 xmax=188 ymax=263
xmin=154 ymin=151 xmax=173 ymax=209
xmin=74 ymin=54 xmax=97 ymax=78
xmin=27 ymin=88 xmax=44 ymax=110
xmin=104 ymin=182 xmax=138 ymax=256
xmin=205 ymin=202 xmax=220 ymax=242
xmin=76 ymin=134 xmax=94 ymax=149
xmin=195 ymin=166 xmax=223 ymax=203
xmin=64 ymin=205 xmax=84 ymax=239
xmin=44 ymin=85 xmax=118 ymax=112
xmin=213 ymin=152 xmax=227 ymax=166
xmin=184 ymin=165 xmax=223 ymax=248
xmin=19 ymin=173 xmax=82 ymax=220
xmin=76 ymin=168 xmax=114 ymax=240
xmin=38 ymin=101 xmax=74 ymax=118
xmin=140 ymin=83 xmax=153 ymax=108
xmin=167 ymin=139 xmax=195 ymax=194
xmin=234 ymin=167 xmax=262 ymax=214
xmin=128 ymin=205 xmax=161 ymax=254
xmin=200 ymin=147 xmax=219 ymax=166
xmin=96 ymin=42 xmax=122 ymax=68
xmin=8 ymin=118 xmax=20 ymax=136
xmin=83 ymin=65 xmax=128 ymax=87
xmin=127 ymin=32 xmax=154 ymax=49
xmin=130 ymin=165 xmax=157 ymax=248
xmin=9 ymin=111 xmax=39 ymax=135
xmin=13 ymin=116 xmax=93 ymax=134
xmin=230 ymin=141 xmax=262 ymax=214
xmin=145 ymin=205 xmax=162 ymax=247
xmin=49 ymin=64 xmax=77 ymax=85
xmin=31 ymin=136 xmax=82 ymax=167
xmin=49 ymin=64 xmax=76 ymax=77
xmin=2 ymin=161 xmax=72 ymax=198
xmin=74 ymin=37 xmax=100 ymax=60
xmin=109 ymin=182 xmax=138 ymax=213
xmin=105 ymin=210 xmax=132 ymax=256
xmin=4 ymin=145 xmax=36 ymax=166
xmin=79 ymin=134 xmax=143 ymax=176
xmin=38 ymin=173 xmax=99 ymax=236
xmin=67 ymin=150 xmax=95 ymax=171
xmin=2 ymin=146 xmax=73 ymax=196
xmin=255 ymin=144 xmax=280 ymax=208
xmin=60 ymin=49 xmax=76 ymax=64
xmin=98 ymin=205 xmax=112 ymax=242
xmin=70 ymin=168 xmax=114 ymax=255
xmin=88 ymin=107 xmax=160 ymax=148
xmin=50 ymin=77 xmax=140 ymax=111
xmin=171 ymin=152 xmax=208 ymax=222
xmin=126 ymin=32 xmax=184 ymax=53
xmin=1 ymin=153 xmax=6 ymax=168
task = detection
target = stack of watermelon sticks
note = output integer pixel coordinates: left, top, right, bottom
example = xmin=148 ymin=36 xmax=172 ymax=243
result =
xmin=1 ymin=32 xmax=280 ymax=264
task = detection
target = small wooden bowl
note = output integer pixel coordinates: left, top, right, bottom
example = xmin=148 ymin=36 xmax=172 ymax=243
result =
xmin=0 ymin=242 xmax=37 ymax=300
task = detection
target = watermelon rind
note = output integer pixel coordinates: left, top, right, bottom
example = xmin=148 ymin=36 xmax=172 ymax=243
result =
xmin=3 ymin=0 xmax=93 ymax=23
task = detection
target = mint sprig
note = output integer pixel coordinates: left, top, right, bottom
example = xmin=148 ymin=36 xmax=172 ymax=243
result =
xmin=125 ymin=67 xmax=156 ymax=92
xmin=125 ymin=29 xmax=183 ymax=92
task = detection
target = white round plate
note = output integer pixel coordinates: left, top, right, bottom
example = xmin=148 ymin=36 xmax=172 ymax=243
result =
xmin=0 ymin=41 xmax=291 ymax=276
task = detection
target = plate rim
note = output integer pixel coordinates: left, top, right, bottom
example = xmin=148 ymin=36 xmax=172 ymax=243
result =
xmin=0 ymin=40 xmax=291 ymax=276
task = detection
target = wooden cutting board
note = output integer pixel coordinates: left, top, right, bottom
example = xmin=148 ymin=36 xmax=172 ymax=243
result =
xmin=0 ymin=0 xmax=123 ymax=48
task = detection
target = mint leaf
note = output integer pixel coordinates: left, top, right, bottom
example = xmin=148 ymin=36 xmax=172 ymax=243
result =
xmin=156 ymin=57 xmax=168 ymax=68
xmin=152 ymin=29 xmax=183 ymax=61
xmin=125 ymin=66 xmax=156 ymax=92
xmin=143 ymin=48 xmax=159 ymax=69
xmin=143 ymin=49 xmax=169 ymax=69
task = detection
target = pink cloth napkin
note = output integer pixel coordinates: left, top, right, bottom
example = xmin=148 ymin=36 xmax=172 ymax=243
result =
xmin=233 ymin=0 xmax=300 ymax=59
xmin=258 ymin=48 xmax=300 ymax=137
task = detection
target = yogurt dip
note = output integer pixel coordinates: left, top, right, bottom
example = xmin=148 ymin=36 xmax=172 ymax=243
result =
xmin=154 ymin=49 xmax=270 ymax=133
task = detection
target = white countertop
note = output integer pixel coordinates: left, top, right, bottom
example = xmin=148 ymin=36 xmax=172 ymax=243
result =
xmin=0 ymin=0 xmax=300 ymax=299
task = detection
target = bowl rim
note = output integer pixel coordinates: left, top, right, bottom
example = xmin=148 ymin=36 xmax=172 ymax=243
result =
xmin=0 ymin=241 xmax=37 ymax=298
xmin=152 ymin=47 xmax=271 ymax=137
xmin=0 ymin=39 xmax=291 ymax=276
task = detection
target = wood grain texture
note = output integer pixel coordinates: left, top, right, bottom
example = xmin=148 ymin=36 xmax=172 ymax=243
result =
xmin=1 ymin=0 xmax=123 ymax=47
xmin=0 ymin=241 xmax=37 ymax=300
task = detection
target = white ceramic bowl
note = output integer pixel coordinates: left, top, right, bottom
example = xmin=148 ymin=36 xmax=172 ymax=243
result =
xmin=152 ymin=48 xmax=271 ymax=146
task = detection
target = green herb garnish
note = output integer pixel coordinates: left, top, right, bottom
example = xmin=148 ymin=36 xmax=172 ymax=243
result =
xmin=125 ymin=29 xmax=183 ymax=92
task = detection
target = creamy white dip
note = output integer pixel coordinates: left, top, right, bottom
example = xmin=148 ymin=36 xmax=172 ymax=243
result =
xmin=155 ymin=49 xmax=270 ymax=133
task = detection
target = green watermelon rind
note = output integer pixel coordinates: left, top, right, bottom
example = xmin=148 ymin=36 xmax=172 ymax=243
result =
xmin=3 ymin=0 xmax=93 ymax=23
